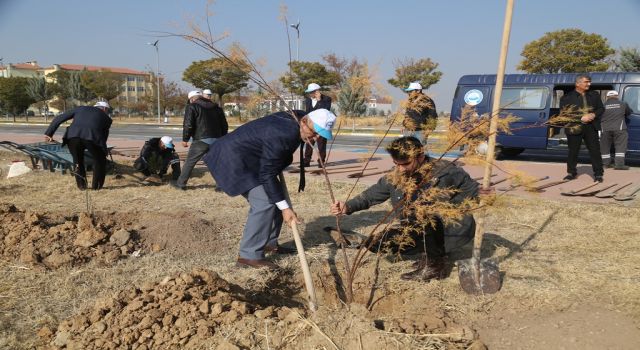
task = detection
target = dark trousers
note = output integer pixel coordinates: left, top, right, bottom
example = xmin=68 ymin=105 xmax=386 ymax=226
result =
xmin=176 ymin=140 xmax=210 ymax=187
xmin=366 ymin=218 xmax=446 ymax=259
xmin=566 ymin=124 xmax=603 ymax=177
xmin=303 ymin=136 xmax=327 ymax=165
xmin=66 ymin=137 xmax=107 ymax=190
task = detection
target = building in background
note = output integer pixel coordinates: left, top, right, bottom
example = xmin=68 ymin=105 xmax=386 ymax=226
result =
xmin=0 ymin=61 xmax=42 ymax=78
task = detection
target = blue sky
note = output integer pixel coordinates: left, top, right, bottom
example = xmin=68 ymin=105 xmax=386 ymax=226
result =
xmin=1 ymin=0 xmax=639 ymax=112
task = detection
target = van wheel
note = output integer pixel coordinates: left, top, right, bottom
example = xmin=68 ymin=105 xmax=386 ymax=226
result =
xmin=498 ymin=147 xmax=525 ymax=158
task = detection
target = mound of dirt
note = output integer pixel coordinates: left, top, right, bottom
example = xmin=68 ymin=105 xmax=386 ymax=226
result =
xmin=0 ymin=204 xmax=144 ymax=269
xmin=38 ymin=268 xmax=310 ymax=349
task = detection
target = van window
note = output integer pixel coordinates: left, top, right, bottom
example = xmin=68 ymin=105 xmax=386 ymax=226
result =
xmin=500 ymin=87 xmax=548 ymax=109
xmin=622 ymin=86 xmax=640 ymax=113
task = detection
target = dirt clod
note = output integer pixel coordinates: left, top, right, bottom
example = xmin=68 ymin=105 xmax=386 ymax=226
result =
xmin=0 ymin=206 xmax=145 ymax=269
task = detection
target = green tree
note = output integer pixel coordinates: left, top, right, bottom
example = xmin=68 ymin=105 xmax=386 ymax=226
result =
xmin=68 ymin=71 xmax=95 ymax=104
xmin=0 ymin=77 xmax=36 ymax=117
xmin=337 ymin=79 xmax=367 ymax=117
xmin=613 ymin=47 xmax=640 ymax=72
xmin=279 ymin=61 xmax=340 ymax=96
xmin=80 ymin=69 xmax=123 ymax=102
xmin=47 ymin=70 xmax=73 ymax=110
xmin=518 ymin=28 xmax=615 ymax=73
xmin=25 ymin=77 xmax=54 ymax=117
xmin=387 ymin=58 xmax=442 ymax=91
xmin=183 ymin=58 xmax=250 ymax=102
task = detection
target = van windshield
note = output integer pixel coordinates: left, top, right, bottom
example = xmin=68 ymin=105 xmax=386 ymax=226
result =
xmin=500 ymin=87 xmax=548 ymax=110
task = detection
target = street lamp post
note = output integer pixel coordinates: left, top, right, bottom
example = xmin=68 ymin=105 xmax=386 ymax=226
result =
xmin=147 ymin=40 xmax=161 ymax=124
xmin=290 ymin=20 xmax=300 ymax=61
xmin=289 ymin=20 xmax=300 ymax=108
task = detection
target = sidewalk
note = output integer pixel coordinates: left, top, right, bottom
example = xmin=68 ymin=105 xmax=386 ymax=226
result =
xmin=1 ymin=132 xmax=638 ymax=205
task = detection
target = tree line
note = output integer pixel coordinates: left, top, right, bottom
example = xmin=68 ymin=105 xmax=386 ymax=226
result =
xmin=2 ymin=28 xmax=639 ymax=118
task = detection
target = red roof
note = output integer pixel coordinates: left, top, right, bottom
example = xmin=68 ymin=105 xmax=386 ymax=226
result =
xmin=51 ymin=64 xmax=148 ymax=75
xmin=0 ymin=63 xmax=41 ymax=70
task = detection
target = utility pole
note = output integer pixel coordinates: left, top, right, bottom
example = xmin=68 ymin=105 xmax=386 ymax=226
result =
xmin=147 ymin=40 xmax=161 ymax=124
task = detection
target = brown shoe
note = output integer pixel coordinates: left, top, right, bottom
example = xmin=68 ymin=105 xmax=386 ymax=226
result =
xmin=236 ymin=258 xmax=279 ymax=270
xmin=264 ymin=245 xmax=297 ymax=255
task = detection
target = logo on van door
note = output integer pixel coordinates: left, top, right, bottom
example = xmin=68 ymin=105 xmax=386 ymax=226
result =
xmin=464 ymin=89 xmax=484 ymax=106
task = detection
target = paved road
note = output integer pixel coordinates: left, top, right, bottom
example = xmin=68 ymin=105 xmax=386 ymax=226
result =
xmin=2 ymin=122 xmax=639 ymax=166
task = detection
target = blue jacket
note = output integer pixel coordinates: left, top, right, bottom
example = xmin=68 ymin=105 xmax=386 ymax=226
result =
xmin=203 ymin=111 xmax=305 ymax=203
xmin=44 ymin=106 xmax=112 ymax=151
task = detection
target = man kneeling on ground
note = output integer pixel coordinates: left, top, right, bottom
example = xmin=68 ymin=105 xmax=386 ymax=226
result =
xmin=330 ymin=136 xmax=479 ymax=282
xmin=134 ymin=136 xmax=181 ymax=183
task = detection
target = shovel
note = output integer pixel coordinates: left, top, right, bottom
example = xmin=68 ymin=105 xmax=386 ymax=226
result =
xmin=458 ymin=0 xmax=514 ymax=294
xmin=614 ymin=183 xmax=640 ymax=201
xmin=577 ymin=183 xmax=617 ymax=197
xmin=595 ymin=182 xmax=632 ymax=198
xmin=560 ymin=182 xmax=600 ymax=196
xmin=291 ymin=222 xmax=318 ymax=312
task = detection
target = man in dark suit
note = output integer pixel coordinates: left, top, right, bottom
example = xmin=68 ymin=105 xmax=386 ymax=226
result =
xmin=173 ymin=90 xmax=228 ymax=190
xmin=203 ymin=109 xmax=337 ymax=269
xmin=303 ymin=83 xmax=332 ymax=167
xmin=559 ymin=74 xmax=605 ymax=182
xmin=44 ymin=101 xmax=112 ymax=190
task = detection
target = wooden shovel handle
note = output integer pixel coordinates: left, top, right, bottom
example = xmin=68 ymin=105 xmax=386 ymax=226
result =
xmin=291 ymin=222 xmax=318 ymax=312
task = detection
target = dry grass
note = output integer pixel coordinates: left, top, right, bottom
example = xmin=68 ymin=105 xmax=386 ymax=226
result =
xmin=1 ymin=151 xmax=640 ymax=349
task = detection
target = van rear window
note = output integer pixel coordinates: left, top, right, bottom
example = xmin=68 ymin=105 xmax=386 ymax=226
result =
xmin=500 ymin=87 xmax=548 ymax=110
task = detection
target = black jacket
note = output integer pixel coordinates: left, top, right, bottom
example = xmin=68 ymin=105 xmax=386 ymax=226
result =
xmin=139 ymin=137 xmax=176 ymax=160
xmin=182 ymin=98 xmax=228 ymax=142
xmin=345 ymin=158 xmax=478 ymax=248
xmin=559 ymin=89 xmax=605 ymax=130
xmin=44 ymin=106 xmax=112 ymax=152
xmin=304 ymin=94 xmax=332 ymax=113
xmin=404 ymin=93 xmax=438 ymax=131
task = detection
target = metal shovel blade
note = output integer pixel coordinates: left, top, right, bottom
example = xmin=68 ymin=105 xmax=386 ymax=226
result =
xmin=458 ymin=257 xmax=501 ymax=295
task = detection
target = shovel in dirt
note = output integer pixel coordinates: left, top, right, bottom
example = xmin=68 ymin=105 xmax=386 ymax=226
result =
xmin=458 ymin=0 xmax=513 ymax=295
xmin=577 ymin=183 xmax=617 ymax=197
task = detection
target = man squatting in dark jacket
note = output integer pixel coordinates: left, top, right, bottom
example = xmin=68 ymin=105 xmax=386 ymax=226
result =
xmin=302 ymin=83 xmax=332 ymax=167
xmin=44 ymin=101 xmax=112 ymax=190
xmin=204 ymin=109 xmax=337 ymax=269
xmin=559 ymin=74 xmax=605 ymax=182
xmin=173 ymin=90 xmax=228 ymax=190
xmin=331 ymin=136 xmax=479 ymax=282
xmin=600 ymin=90 xmax=633 ymax=170
xmin=134 ymin=136 xmax=181 ymax=182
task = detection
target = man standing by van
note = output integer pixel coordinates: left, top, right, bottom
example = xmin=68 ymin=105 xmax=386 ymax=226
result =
xmin=600 ymin=90 xmax=632 ymax=170
xmin=560 ymin=74 xmax=605 ymax=182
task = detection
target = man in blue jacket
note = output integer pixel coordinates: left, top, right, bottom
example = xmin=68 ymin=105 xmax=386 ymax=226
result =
xmin=44 ymin=101 xmax=112 ymax=190
xmin=204 ymin=109 xmax=336 ymax=269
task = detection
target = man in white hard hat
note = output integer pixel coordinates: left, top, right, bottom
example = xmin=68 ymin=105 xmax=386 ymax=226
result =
xmin=134 ymin=136 xmax=181 ymax=183
xmin=600 ymin=90 xmax=633 ymax=170
xmin=303 ymin=83 xmax=332 ymax=167
xmin=203 ymin=108 xmax=336 ymax=269
xmin=44 ymin=101 xmax=112 ymax=190
xmin=403 ymin=82 xmax=438 ymax=144
xmin=203 ymin=89 xmax=213 ymax=100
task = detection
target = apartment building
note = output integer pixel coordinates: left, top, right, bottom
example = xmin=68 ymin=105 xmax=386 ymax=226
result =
xmin=42 ymin=64 xmax=153 ymax=107
xmin=0 ymin=61 xmax=43 ymax=78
